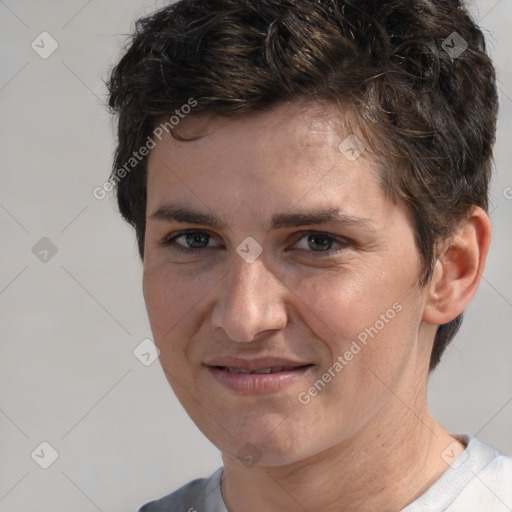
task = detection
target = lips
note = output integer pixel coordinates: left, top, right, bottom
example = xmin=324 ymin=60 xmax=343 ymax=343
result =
xmin=220 ymin=366 xmax=301 ymax=374
xmin=205 ymin=357 xmax=314 ymax=393
xmin=205 ymin=356 xmax=310 ymax=371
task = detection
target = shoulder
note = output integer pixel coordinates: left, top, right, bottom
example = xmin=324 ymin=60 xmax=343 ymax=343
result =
xmin=447 ymin=435 xmax=512 ymax=511
xmin=138 ymin=468 xmax=225 ymax=512
xmin=402 ymin=434 xmax=512 ymax=511
xmin=470 ymin=445 xmax=512 ymax=497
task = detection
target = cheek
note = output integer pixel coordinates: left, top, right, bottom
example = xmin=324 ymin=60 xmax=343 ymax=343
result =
xmin=289 ymin=263 xmax=419 ymax=367
xmin=142 ymin=264 xmax=201 ymax=348
xmin=287 ymin=267 xmax=390 ymax=340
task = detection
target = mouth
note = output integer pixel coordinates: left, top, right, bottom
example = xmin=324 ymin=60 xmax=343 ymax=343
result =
xmin=205 ymin=358 xmax=314 ymax=394
xmin=216 ymin=365 xmax=308 ymax=374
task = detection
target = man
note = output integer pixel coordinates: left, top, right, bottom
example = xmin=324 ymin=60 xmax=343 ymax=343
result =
xmin=107 ymin=0 xmax=512 ymax=510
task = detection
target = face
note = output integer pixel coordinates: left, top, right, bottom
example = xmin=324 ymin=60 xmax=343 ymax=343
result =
xmin=143 ymin=102 xmax=433 ymax=467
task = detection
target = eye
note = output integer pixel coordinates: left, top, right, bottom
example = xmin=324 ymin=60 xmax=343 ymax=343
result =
xmin=291 ymin=232 xmax=349 ymax=254
xmin=161 ymin=230 xmax=220 ymax=253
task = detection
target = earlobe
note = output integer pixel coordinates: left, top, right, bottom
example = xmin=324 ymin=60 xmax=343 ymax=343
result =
xmin=422 ymin=207 xmax=491 ymax=325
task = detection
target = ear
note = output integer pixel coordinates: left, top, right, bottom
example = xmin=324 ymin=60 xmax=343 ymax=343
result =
xmin=422 ymin=206 xmax=491 ymax=325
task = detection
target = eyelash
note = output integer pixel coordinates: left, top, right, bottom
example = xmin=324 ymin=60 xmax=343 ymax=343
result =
xmin=161 ymin=230 xmax=218 ymax=255
xmin=160 ymin=230 xmax=350 ymax=256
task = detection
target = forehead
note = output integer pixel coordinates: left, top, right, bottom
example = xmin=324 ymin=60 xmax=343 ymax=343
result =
xmin=175 ymin=100 xmax=347 ymax=143
xmin=149 ymin=102 xmax=369 ymax=174
xmin=145 ymin=101 xmax=395 ymax=224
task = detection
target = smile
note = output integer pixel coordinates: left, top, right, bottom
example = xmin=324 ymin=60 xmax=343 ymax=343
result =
xmin=207 ymin=363 xmax=314 ymax=393
xmin=221 ymin=366 xmax=301 ymax=374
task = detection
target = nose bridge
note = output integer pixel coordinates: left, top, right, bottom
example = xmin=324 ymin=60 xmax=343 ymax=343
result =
xmin=231 ymin=259 xmax=279 ymax=310
xmin=212 ymin=256 xmax=287 ymax=342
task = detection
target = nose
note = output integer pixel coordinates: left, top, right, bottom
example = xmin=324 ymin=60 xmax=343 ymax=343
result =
xmin=211 ymin=257 xmax=288 ymax=342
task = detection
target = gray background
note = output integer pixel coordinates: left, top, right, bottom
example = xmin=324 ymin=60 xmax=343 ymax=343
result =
xmin=0 ymin=0 xmax=511 ymax=510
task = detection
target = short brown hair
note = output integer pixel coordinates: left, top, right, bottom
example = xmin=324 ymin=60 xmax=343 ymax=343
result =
xmin=107 ymin=0 xmax=498 ymax=371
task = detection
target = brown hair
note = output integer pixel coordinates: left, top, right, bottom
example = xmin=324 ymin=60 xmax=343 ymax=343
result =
xmin=107 ymin=0 xmax=498 ymax=371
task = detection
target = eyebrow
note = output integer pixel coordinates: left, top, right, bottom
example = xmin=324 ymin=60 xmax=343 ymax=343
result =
xmin=150 ymin=205 xmax=228 ymax=229
xmin=149 ymin=205 xmax=374 ymax=231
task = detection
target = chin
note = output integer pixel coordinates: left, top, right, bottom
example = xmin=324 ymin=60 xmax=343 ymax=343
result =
xmin=222 ymin=434 xmax=312 ymax=468
xmin=209 ymin=415 xmax=319 ymax=468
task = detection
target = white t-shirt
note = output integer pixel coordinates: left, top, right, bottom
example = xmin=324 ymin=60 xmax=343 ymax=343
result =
xmin=139 ymin=434 xmax=512 ymax=511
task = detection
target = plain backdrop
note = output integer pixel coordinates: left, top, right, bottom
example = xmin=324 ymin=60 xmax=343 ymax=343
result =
xmin=0 ymin=0 xmax=511 ymax=510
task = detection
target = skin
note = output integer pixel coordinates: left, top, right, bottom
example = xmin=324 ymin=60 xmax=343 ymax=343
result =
xmin=142 ymin=101 xmax=491 ymax=512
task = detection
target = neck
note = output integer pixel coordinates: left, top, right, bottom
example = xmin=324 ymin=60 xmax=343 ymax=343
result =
xmin=220 ymin=403 xmax=464 ymax=512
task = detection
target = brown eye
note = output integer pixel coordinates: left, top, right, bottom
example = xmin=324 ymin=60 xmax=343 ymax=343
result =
xmin=306 ymin=234 xmax=333 ymax=251
xmin=291 ymin=232 xmax=349 ymax=256
xmin=183 ymin=232 xmax=210 ymax=249
xmin=162 ymin=230 xmax=220 ymax=253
